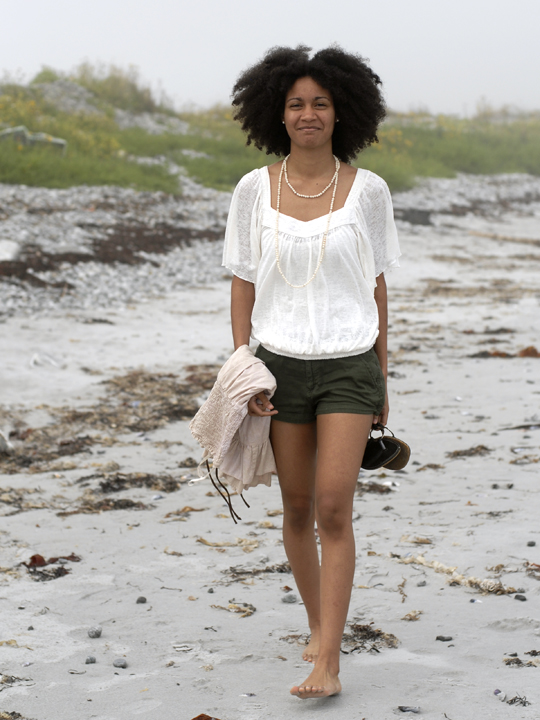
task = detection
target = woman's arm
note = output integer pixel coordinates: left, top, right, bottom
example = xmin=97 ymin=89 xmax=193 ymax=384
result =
xmin=231 ymin=275 xmax=255 ymax=350
xmin=373 ymin=273 xmax=389 ymax=426
xmin=230 ymin=275 xmax=277 ymax=416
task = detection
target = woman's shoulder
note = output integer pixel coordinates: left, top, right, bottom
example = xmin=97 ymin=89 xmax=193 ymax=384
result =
xmin=354 ymin=167 xmax=391 ymax=192
xmin=234 ymin=167 xmax=266 ymax=195
xmin=350 ymin=168 xmax=392 ymax=209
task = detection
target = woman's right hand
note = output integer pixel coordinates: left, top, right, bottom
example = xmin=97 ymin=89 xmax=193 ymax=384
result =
xmin=247 ymin=391 xmax=279 ymax=417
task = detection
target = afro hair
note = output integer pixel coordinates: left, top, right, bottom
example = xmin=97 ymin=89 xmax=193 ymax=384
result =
xmin=232 ymin=44 xmax=386 ymax=163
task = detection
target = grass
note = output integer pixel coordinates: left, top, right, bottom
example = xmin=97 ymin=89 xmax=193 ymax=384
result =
xmin=0 ymin=143 xmax=178 ymax=192
xmin=1 ymin=65 xmax=540 ymax=193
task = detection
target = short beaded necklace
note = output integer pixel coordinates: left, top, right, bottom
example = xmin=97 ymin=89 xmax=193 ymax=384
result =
xmin=275 ymin=154 xmax=340 ymax=289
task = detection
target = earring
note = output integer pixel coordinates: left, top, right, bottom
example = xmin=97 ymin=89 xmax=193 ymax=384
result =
xmin=336 ymin=118 xmax=340 ymax=122
xmin=282 ymin=120 xmax=285 ymax=124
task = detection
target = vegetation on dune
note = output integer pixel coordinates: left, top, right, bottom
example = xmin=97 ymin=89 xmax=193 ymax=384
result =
xmin=1 ymin=64 xmax=540 ymax=193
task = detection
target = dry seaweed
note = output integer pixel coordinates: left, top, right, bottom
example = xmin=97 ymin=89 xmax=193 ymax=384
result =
xmin=525 ymin=562 xmax=540 ymax=580
xmin=356 ymin=481 xmax=392 ymax=496
xmin=94 ymin=472 xmax=181 ymax=494
xmin=280 ymin=632 xmax=310 ymax=646
xmin=196 ymin=537 xmax=259 ymax=553
xmin=0 ymin=487 xmax=51 ymax=515
xmin=504 ymin=656 xmax=540 ymax=668
xmin=222 ymin=561 xmax=291 ymax=583
xmin=21 ymin=552 xmax=81 ymax=582
xmin=210 ymin=600 xmax=256 ymax=618
xmin=446 ymin=445 xmax=492 ymax=458
xmin=57 ymin=496 xmax=153 ymax=517
xmin=163 ymin=506 xmax=207 ymax=521
xmin=506 ymin=694 xmax=531 ymax=706
xmin=394 ymin=554 xmax=517 ymax=594
xmin=0 ymin=366 xmax=218 ymax=475
xmin=341 ymin=621 xmax=399 ymax=654
xmin=0 ymin=224 xmax=221 ymax=287
xmin=0 ymin=676 xmax=33 ymax=694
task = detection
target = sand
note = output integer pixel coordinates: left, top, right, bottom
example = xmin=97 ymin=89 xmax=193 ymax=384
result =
xmin=1 ymin=177 xmax=540 ymax=720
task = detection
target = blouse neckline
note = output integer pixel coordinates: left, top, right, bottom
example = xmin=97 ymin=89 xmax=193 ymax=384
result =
xmin=262 ymin=165 xmax=365 ymax=225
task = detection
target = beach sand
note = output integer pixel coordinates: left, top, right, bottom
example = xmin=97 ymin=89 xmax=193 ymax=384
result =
xmin=1 ymin=176 xmax=539 ymax=719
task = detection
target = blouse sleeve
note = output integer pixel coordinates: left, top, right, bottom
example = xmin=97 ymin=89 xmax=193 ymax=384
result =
xmin=361 ymin=173 xmax=401 ymax=277
xmin=222 ymin=169 xmax=262 ymax=283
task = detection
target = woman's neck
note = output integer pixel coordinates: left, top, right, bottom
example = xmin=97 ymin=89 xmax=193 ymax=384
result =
xmin=286 ymin=145 xmax=336 ymax=180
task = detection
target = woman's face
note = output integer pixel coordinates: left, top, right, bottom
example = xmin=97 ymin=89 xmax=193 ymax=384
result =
xmin=283 ymin=76 xmax=336 ymax=151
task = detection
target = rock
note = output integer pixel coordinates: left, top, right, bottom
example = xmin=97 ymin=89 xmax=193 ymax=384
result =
xmin=436 ymin=635 xmax=453 ymax=642
xmin=27 ymin=625 xmax=34 ymax=630
xmin=0 ymin=239 xmax=20 ymax=261
xmin=113 ymin=658 xmax=128 ymax=668
xmin=514 ymin=594 xmax=527 ymax=602
xmin=207 ymin=587 xmax=214 ymax=594
xmin=0 ymin=430 xmax=14 ymax=455
xmin=527 ymin=541 xmax=536 ymax=547
xmin=34 ymin=80 xmax=102 ymax=115
xmin=85 ymin=656 xmax=96 ymax=664
xmin=88 ymin=625 xmax=102 ymax=638
xmin=281 ymin=593 xmax=298 ymax=604
xmin=114 ymin=109 xmax=189 ymax=135
xmin=416 ymin=580 xmax=427 ymax=587
xmin=136 ymin=596 xmax=147 ymax=604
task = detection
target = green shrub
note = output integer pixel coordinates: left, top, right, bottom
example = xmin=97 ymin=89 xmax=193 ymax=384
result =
xmin=71 ymin=62 xmax=171 ymax=114
xmin=0 ymin=142 xmax=179 ymax=192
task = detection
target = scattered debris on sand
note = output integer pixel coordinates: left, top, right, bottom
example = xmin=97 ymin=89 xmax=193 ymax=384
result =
xmin=0 ymin=366 xmax=218 ymax=476
xmin=446 ymin=445 xmax=492 ymax=459
xmin=222 ymin=561 xmax=291 ymax=584
xmin=210 ymin=600 xmax=256 ymax=618
xmin=341 ymin=621 xmax=399 ymax=654
xmin=393 ymin=554 xmax=517 ymax=594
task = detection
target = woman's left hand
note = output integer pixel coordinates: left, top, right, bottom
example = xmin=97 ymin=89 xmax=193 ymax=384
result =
xmin=373 ymin=391 xmax=389 ymax=427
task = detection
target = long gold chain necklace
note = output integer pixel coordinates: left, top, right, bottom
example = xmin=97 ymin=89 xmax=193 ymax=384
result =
xmin=275 ymin=155 xmax=340 ymax=289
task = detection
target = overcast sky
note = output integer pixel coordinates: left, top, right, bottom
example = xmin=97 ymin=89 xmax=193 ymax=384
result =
xmin=2 ymin=0 xmax=539 ymax=115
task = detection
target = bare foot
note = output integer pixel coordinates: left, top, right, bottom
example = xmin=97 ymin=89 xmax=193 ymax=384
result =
xmin=290 ymin=667 xmax=342 ymax=699
xmin=302 ymin=630 xmax=320 ymax=663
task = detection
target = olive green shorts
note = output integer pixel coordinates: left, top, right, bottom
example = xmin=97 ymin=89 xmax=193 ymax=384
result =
xmin=255 ymin=345 xmax=386 ymax=424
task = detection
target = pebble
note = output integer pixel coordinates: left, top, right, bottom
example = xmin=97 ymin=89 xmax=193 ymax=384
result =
xmin=514 ymin=594 xmax=527 ymax=602
xmin=113 ymin=658 xmax=128 ymax=668
xmin=397 ymin=707 xmax=421 ymax=714
xmin=436 ymin=635 xmax=453 ymax=642
xmin=527 ymin=541 xmax=536 ymax=547
xmin=85 ymin=656 xmax=96 ymax=664
xmin=416 ymin=580 xmax=427 ymax=587
xmin=207 ymin=588 xmax=214 ymax=594
xmin=281 ymin=593 xmax=298 ymax=604
xmin=27 ymin=625 xmax=34 ymax=630
xmin=87 ymin=626 xmax=102 ymax=638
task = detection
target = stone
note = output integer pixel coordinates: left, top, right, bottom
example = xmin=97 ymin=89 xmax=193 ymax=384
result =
xmin=113 ymin=658 xmax=128 ymax=668
xmin=87 ymin=626 xmax=102 ymax=638
xmin=281 ymin=593 xmax=298 ymax=604
xmin=85 ymin=656 xmax=96 ymax=664
xmin=136 ymin=596 xmax=147 ymax=604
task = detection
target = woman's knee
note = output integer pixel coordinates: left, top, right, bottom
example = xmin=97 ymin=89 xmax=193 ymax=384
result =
xmin=316 ymin=494 xmax=351 ymax=534
xmin=282 ymin=492 xmax=315 ymax=528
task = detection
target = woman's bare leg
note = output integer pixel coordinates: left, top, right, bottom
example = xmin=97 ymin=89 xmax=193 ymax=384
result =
xmin=270 ymin=419 xmax=320 ymax=662
xmin=290 ymin=413 xmax=373 ymax=699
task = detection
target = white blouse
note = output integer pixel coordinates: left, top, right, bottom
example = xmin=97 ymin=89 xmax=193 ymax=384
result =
xmin=222 ymin=166 xmax=400 ymax=359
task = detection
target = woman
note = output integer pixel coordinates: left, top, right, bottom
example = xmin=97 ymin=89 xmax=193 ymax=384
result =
xmin=223 ymin=45 xmax=400 ymax=699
